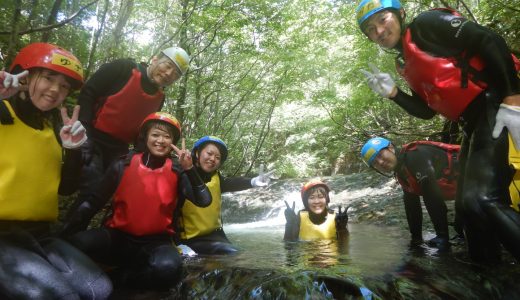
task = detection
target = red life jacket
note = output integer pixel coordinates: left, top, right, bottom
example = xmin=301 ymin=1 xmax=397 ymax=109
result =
xmin=106 ymin=153 xmax=178 ymax=236
xmin=93 ymin=68 xmax=164 ymax=143
xmin=396 ymin=9 xmax=520 ymax=121
xmin=396 ymin=141 xmax=460 ymax=200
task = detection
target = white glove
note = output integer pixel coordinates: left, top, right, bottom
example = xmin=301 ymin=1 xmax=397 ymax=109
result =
xmin=361 ymin=63 xmax=396 ymax=98
xmin=492 ymin=103 xmax=520 ymax=149
xmin=251 ymin=165 xmax=274 ymax=187
xmin=0 ymin=70 xmax=28 ymax=99
xmin=60 ymin=120 xmax=88 ymax=149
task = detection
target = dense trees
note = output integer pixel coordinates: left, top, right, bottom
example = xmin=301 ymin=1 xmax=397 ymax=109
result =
xmin=1 ymin=0 xmax=518 ymax=177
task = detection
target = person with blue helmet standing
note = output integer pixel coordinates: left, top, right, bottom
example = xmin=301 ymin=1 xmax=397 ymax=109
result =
xmin=361 ymin=137 xmax=461 ymax=250
xmin=176 ymin=136 xmax=273 ymax=255
xmin=356 ymin=0 xmax=520 ymax=261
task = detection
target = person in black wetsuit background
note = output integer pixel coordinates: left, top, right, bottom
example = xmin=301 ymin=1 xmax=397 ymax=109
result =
xmin=361 ymin=137 xmax=461 ymax=250
xmin=71 ymin=46 xmax=191 ymax=229
xmin=356 ymin=0 xmax=520 ymax=261
xmin=175 ymin=136 xmax=273 ymax=255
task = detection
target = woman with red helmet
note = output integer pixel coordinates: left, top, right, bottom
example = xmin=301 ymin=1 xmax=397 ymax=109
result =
xmin=0 ymin=43 xmax=111 ymax=299
xmin=60 ymin=112 xmax=212 ymax=290
xmin=283 ymin=179 xmax=349 ymax=241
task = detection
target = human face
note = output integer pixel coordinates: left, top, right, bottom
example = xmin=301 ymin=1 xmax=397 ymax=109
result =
xmin=196 ymin=143 xmax=222 ymax=173
xmin=146 ymin=127 xmax=173 ymax=157
xmin=363 ymin=10 xmax=402 ymax=49
xmin=28 ymin=69 xmax=71 ymax=111
xmin=372 ymin=147 xmax=397 ymax=173
xmin=307 ymin=189 xmax=327 ymax=215
xmin=148 ymin=56 xmax=181 ymax=87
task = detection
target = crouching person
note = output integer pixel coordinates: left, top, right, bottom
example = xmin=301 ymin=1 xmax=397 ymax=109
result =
xmin=60 ymin=112 xmax=211 ymax=290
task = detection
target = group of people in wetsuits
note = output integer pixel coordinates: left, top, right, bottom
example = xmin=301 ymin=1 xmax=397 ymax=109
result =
xmin=1 ymin=0 xmax=520 ymax=298
xmin=356 ymin=0 xmax=520 ymax=263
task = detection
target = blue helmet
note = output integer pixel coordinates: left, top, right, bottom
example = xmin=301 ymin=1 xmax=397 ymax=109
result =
xmin=356 ymin=0 xmax=401 ymax=27
xmin=192 ymin=136 xmax=228 ymax=163
xmin=360 ymin=137 xmax=391 ymax=166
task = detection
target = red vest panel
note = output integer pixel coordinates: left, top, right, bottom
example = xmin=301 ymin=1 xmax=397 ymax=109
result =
xmin=93 ymin=68 xmax=164 ymax=143
xmin=106 ymin=153 xmax=178 ymax=236
xmin=396 ymin=141 xmax=460 ymax=200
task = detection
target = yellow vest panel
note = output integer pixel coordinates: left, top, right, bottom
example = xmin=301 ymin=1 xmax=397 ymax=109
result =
xmin=508 ymin=134 xmax=520 ymax=212
xmin=0 ymin=100 xmax=61 ymax=221
xmin=299 ymin=211 xmax=337 ymax=240
xmin=180 ymin=172 xmax=222 ymax=239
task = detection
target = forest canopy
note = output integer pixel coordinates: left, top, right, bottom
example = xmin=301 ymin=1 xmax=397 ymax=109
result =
xmin=2 ymin=0 xmax=519 ymax=178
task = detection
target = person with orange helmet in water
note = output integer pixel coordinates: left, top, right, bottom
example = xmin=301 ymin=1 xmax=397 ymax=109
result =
xmin=0 ymin=43 xmax=112 ymax=299
xmin=60 ymin=112 xmax=211 ymax=290
xmin=284 ymin=179 xmax=349 ymax=241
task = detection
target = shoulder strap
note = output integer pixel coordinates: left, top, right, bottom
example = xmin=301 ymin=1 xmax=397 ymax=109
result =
xmin=0 ymin=100 xmax=14 ymax=125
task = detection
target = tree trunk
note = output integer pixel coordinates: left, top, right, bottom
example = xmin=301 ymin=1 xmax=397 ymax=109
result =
xmin=41 ymin=0 xmax=63 ymax=42
xmin=85 ymin=0 xmax=109 ymax=78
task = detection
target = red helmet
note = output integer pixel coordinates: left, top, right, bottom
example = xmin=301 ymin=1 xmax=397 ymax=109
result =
xmin=301 ymin=179 xmax=330 ymax=198
xmin=10 ymin=43 xmax=84 ymax=89
xmin=140 ymin=112 xmax=182 ymax=140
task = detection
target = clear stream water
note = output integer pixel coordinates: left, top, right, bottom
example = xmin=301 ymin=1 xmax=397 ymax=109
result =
xmin=118 ymin=173 xmax=520 ymax=299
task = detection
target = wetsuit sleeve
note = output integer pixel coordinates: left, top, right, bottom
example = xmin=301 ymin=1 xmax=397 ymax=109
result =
xmin=77 ymin=59 xmax=136 ymax=130
xmin=179 ymin=168 xmax=212 ymax=207
xmin=412 ymin=10 xmax=520 ymax=99
xmin=58 ymin=149 xmax=82 ymax=195
xmin=391 ymin=88 xmax=437 ymax=119
xmin=284 ymin=213 xmax=300 ymax=241
xmin=220 ymin=174 xmax=253 ymax=193
xmin=60 ymin=159 xmax=124 ymax=236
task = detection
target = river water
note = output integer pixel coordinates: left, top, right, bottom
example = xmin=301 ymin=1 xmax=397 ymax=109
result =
xmin=122 ymin=173 xmax=520 ymax=299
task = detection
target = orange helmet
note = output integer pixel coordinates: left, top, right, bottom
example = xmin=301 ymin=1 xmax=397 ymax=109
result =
xmin=10 ymin=43 xmax=84 ymax=89
xmin=140 ymin=112 xmax=182 ymax=143
xmin=301 ymin=179 xmax=330 ymax=209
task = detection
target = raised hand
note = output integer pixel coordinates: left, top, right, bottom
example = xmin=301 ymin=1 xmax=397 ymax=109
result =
xmin=251 ymin=164 xmax=275 ymax=187
xmin=0 ymin=70 xmax=28 ymax=99
xmin=60 ymin=105 xmax=87 ymax=149
xmin=284 ymin=200 xmax=298 ymax=224
xmin=360 ymin=63 xmax=397 ymax=98
xmin=335 ymin=205 xmax=349 ymax=231
xmin=171 ymin=138 xmax=193 ymax=170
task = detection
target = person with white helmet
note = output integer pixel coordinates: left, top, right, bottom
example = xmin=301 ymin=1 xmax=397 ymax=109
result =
xmin=73 ymin=46 xmax=190 ymax=229
xmin=356 ymin=0 xmax=520 ymax=262
xmin=0 ymin=43 xmax=112 ymax=299
xmin=60 ymin=112 xmax=211 ymax=290
xmin=360 ymin=137 xmax=462 ymax=250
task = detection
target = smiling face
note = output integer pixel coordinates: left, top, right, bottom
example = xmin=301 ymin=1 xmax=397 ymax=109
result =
xmin=362 ymin=9 xmax=403 ymax=49
xmin=196 ymin=143 xmax=222 ymax=173
xmin=146 ymin=125 xmax=174 ymax=157
xmin=307 ymin=187 xmax=328 ymax=215
xmin=148 ymin=56 xmax=182 ymax=87
xmin=372 ymin=147 xmax=398 ymax=173
xmin=28 ymin=69 xmax=71 ymax=111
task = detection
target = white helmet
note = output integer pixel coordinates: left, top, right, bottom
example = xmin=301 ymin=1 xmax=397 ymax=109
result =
xmin=161 ymin=46 xmax=190 ymax=75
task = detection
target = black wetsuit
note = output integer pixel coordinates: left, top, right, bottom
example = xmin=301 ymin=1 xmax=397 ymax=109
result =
xmin=390 ymin=9 xmax=520 ymax=261
xmin=0 ymin=97 xmax=112 ymax=299
xmin=176 ymin=168 xmax=252 ymax=255
xmin=75 ymin=59 xmax=165 ymax=228
xmin=60 ymin=151 xmax=211 ymax=289
xmin=395 ymin=144 xmax=455 ymax=243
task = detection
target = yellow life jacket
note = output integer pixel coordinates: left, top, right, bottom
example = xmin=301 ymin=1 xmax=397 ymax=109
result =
xmin=179 ymin=172 xmax=222 ymax=239
xmin=299 ymin=211 xmax=337 ymax=240
xmin=0 ymin=100 xmax=61 ymax=221
xmin=508 ymin=134 xmax=520 ymax=212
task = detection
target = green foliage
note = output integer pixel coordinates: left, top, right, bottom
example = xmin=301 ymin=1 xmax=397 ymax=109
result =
xmin=1 ymin=0 xmax=518 ymax=178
